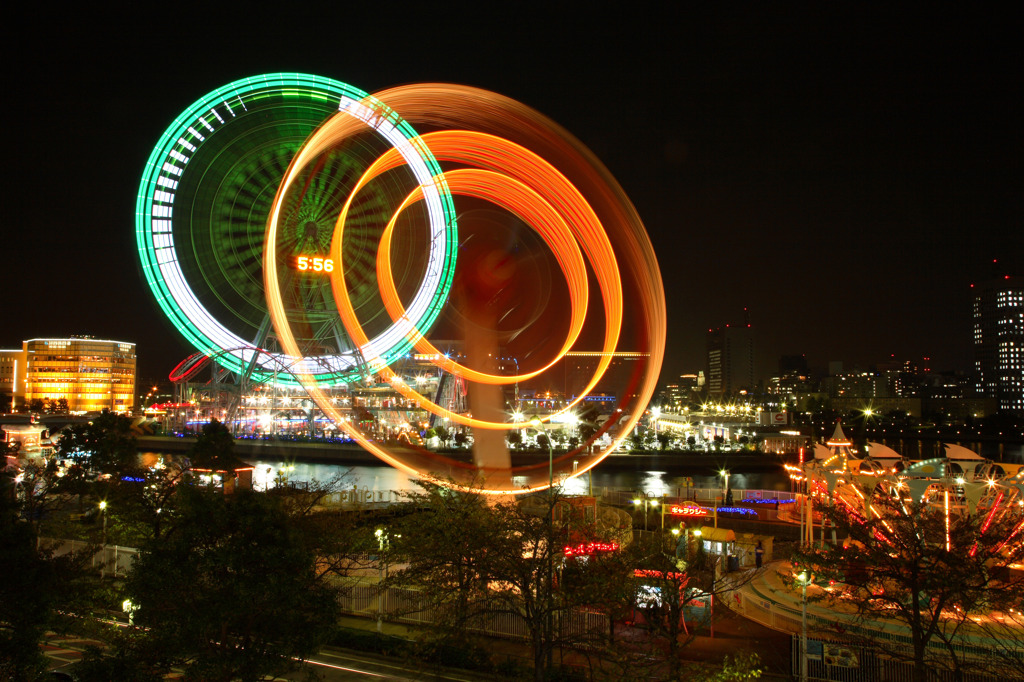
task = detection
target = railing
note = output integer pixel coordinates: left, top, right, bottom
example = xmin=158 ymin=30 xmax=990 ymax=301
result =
xmin=728 ymin=579 xmax=1017 ymax=675
xmin=338 ymin=583 xmax=610 ymax=643
xmin=318 ymin=487 xmax=404 ymax=508
xmin=40 ymin=537 xmax=138 ymax=577
xmin=600 ymin=488 xmax=796 ymax=506
xmin=789 ymin=635 xmax=1008 ymax=682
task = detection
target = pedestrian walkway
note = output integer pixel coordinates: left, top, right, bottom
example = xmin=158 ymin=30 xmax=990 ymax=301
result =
xmin=42 ymin=634 xmax=99 ymax=669
xmin=728 ymin=560 xmax=864 ymax=638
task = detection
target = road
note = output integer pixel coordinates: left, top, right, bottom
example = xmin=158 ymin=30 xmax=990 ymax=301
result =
xmin=43 ymin=632 xmax=492 ymax=681
xmin=293 ymin=648 xmax=492 ymax=681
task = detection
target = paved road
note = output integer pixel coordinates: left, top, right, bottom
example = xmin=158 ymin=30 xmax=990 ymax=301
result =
xmin=42 ymin=632 xmax=491 ymax=681
xmin=293 ymin=648 xmax=492 ymax=681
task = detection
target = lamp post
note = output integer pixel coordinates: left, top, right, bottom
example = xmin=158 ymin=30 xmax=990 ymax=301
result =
xmin=632 ymin=494 xmax=659 ymax=531
xmin=530 ymin=418 xmax=555 ymax=675
xmin=798 ymin=570 xmax=810 ymax=682
xmin=719 ymin=468 xmax=731 ymax=505
xmin=375 ymin=528 xmax=387 ymax=633
xmin=99 ymin=500 xmax=108 ymax=579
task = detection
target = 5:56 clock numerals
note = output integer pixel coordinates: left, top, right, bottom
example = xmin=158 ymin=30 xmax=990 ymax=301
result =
xmin=296 ymin=256 xmax=335 ymax=272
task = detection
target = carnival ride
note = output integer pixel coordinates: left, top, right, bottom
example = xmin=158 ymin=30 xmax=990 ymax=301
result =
xmin=136 ymin=73 xmax=667 ymax=493
xmin=787 ymin=423 xmax=1024 ymax=557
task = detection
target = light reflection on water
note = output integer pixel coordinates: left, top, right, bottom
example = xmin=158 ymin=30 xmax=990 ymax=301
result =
xmin=249 ymin=461 xmax=426 ymax=494
xmin=245 ymin=460 xmax=791 ymax=496
xmin=143 ymin=452 xmax=791 ymax=495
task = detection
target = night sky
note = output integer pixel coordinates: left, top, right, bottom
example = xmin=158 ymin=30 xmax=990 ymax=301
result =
xmin=6 ymin=6 xmax=1020 ymax=386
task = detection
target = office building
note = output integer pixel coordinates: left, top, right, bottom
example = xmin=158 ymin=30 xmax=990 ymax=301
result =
xmin=2 ymin=337 xmax=137 ymax=414
xmin=972 ymin=276 xmax=1024 ymax=414
xmin=706 ymin=323 xmax=754 ymax=399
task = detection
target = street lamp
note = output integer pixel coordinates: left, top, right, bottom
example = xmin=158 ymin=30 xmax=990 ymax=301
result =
xmin=375 ymin=528 xmax=388 ymax=633
xmin=99 ymin=500 xmax=108 ymax=579
xmin=632 ymin=494 xmax=659 ymax=531
xmin=797 ymin=570 xmax=811 ymax=682
xmin=719 ymin=469 xmax=731 ymax=502
xmin=529 ymin=417 xmax=556 ymax=675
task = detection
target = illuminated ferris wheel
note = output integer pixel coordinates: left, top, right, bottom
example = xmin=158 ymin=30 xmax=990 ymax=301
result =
xmin=135 ymin=74 xmax=457 ymax=386
xmin=136 ymin=74 xmax=668 ymax=493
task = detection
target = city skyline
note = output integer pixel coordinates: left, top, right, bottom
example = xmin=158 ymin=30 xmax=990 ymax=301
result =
xmin=6 ymin=7 xmax=1020 ymax=384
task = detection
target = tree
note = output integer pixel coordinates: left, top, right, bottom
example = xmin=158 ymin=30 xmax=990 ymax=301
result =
xmin=794 ymin=488 xmax=1024 ymax=682
xmin=0 ymin=470 xmax=93 ymax=681
xmin=188 ymin=418 xmax=235 ymax=470
xmin=391 ymin=484 xmax=611 ymax=681
xmin=628 ymin=429 xmax=648 ymax=452
xmin=123 ymin=486 xmax=341 ymax=681
xmin=390 ymin=482 xmax=501 ymax=645
xmin=485 ymin=494 xmax=573 ymax=680
xmin=627 ymin=534 xmax=719 ymax=680
xmin=56 ymin=410 xmax=137 ymax=475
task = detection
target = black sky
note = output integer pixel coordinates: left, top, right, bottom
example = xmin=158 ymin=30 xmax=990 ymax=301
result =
xmin=5 ymin=6 xmax=1021 ymax=385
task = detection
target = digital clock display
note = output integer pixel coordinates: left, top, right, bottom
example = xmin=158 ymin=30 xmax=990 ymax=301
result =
xmin=295 ymin=256 xmax=334 ymax=273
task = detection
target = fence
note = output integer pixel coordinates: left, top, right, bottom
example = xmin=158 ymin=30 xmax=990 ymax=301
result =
xmin=726 ymin=582 xmax=1019 ymax=680
xmin=789 ymin=636 xmax=1010 ymax=682
xmin=318 ymin=487 xmax=404 ymax=508
xmin=338 ymin=583 xmax=610 ymax=643
xmin=601 ymin=488 xmax=796 ymax=507
xmin=39 ymin=537 xmax=138 ymax=577
xmin=304 ymin=485 xmax=799 ymax=512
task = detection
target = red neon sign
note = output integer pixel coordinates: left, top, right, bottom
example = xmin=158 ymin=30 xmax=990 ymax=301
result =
xmin=634 ymin=568 xmax=688 ymax=581
xmin=669 ymin=505 xmax=709 ymax=516
xmin=563 ymin=541 xmax=619 ymax=557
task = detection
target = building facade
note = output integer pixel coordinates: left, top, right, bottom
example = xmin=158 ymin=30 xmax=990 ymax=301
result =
xmin=972 ymin=276 xmax=1024 ymax=415
xmin=2 ymin=337 xmax=137 ymax=414
xmin=706 ymin=324 xmax=754 ymax=399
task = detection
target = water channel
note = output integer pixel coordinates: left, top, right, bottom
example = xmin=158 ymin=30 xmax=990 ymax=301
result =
xmin=142 ymin=439 xmax=1021 ymax=500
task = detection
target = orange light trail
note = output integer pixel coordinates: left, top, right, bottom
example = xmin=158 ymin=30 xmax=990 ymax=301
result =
xmin=263 ymin=84 xmax=666 ymax=493
xmin=325 ymin=130 xmax=623 ymax=430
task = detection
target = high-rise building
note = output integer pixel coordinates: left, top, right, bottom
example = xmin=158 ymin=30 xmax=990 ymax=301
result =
xmin=706 ymin=322 xmax=754 ymax=399
xmin=3 ymin=337 xmax=137 ymax=414
xmin=972 ymin=276 xmax=1024 ymax=415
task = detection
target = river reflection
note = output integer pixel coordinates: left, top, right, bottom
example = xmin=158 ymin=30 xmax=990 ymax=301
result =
xmin=243 ymin=459 xmax=792 ymax=497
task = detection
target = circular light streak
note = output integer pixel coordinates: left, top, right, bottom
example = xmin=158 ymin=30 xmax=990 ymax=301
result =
xmin=330 ymin=131 xmax=622 ymax=430
xmin=137 ymin=73 xmax=456 ymax=385
xmin=139 ymin=76 xmax=665 ymax=494
xmin=265 ymin=86 xmax=666 ymax=493
xmin=264 ymin=103 xmax=458 ymax=381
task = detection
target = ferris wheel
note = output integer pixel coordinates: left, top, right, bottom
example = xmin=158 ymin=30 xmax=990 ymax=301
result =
xmin=135 ymin=73 xmax=457 ymax=386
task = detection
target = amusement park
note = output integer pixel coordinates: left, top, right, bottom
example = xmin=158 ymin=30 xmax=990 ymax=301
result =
xmin=3 ymin=59 xmax=1022 ymax=682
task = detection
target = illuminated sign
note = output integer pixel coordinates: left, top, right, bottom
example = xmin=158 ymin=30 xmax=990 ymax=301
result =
xmin=296 ymin=256 xmax=335 ymax=273
xmin=669 ymin=505 xmax=709 ymax=516
xmin=564 ymin=541 xmax=619 ymax=557
xmin=634 ymin=568 xmax=688 ymax=580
